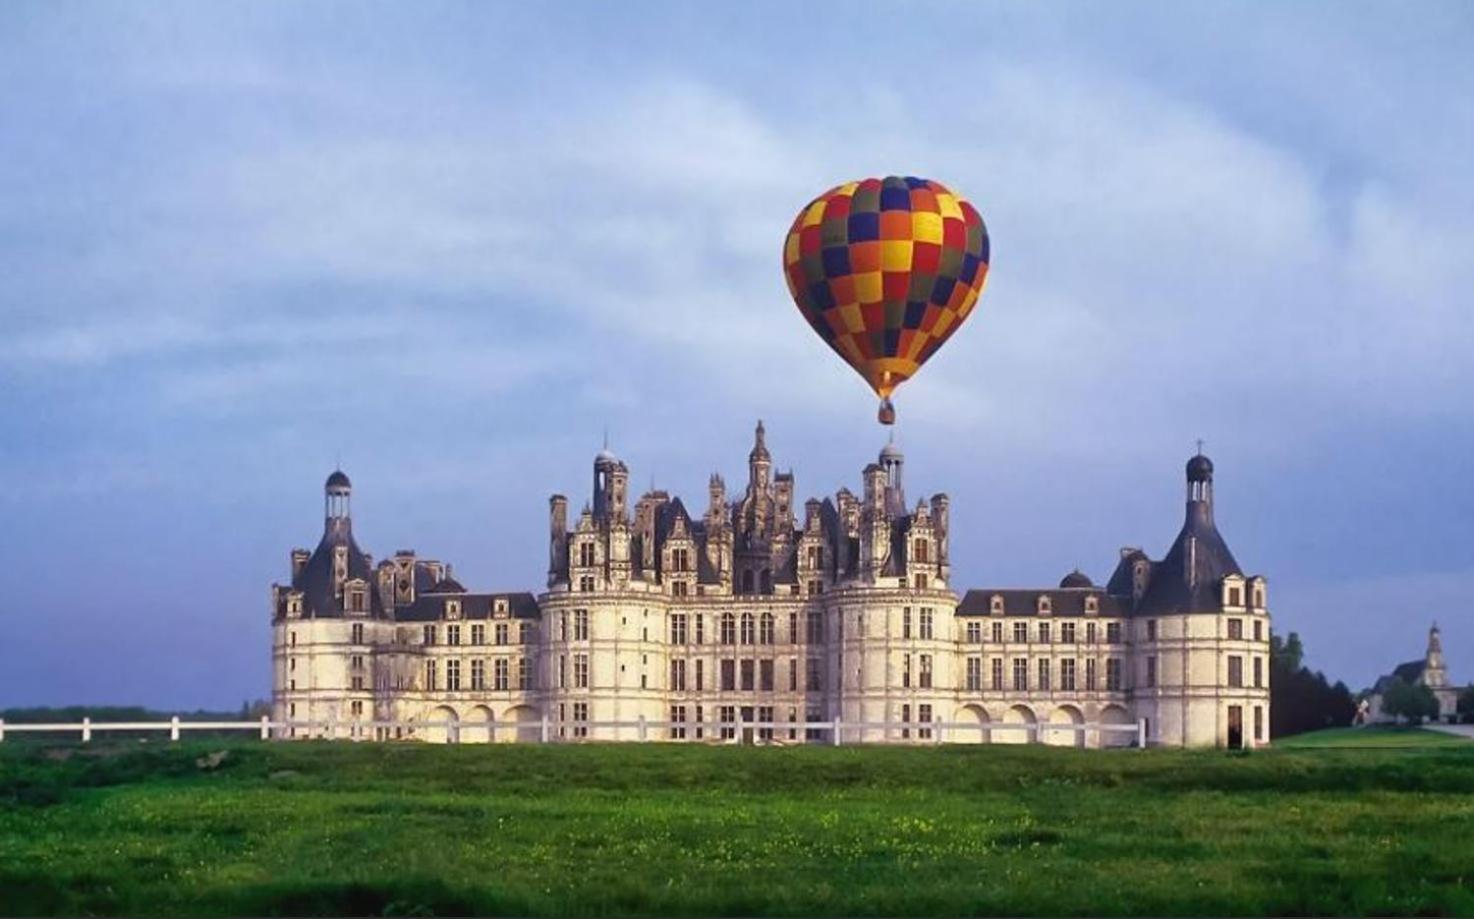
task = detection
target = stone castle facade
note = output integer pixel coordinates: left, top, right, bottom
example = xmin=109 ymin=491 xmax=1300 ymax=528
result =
xmin=271 ymin=423 xmax=1272 ymax=747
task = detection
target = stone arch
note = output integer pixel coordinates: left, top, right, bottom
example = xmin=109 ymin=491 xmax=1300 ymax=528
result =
xmin=505 ymin=704 xmax=541 ymax=743
xmin=464 ymin=705 xmax=495 ymax=744
xmin=1046 ymin=704 xmax=1085 ymax=747
xmin=999 ymin=704 xmax=1037 ymax=745
xmin=423 ymin=705 xmax=459 ymax=744
xmin=1100 ymin=704 xmax=1133 ymax=748
xmin=953 ymin=704 xmax=991 ymax=744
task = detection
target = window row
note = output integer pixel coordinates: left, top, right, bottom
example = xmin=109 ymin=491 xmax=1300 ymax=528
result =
xmin=421 ymin=623 xmax=533 ymax=646
xmin=422 ymin=658 xmax=534 ymax=691
xmin=963 ymin=620 xmax=1123 ymax=645
xmin=667 ymin=657 xmax=828 ymax=693
xmin=962 ymin=656 xmax=1123 ymax=692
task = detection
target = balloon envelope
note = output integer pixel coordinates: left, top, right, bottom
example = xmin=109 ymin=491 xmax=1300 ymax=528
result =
xmin=783 ymin=176 xmax=989 ymax=415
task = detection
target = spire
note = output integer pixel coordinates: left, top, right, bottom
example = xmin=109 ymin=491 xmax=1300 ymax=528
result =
xmin=324 ymin=468 xmax=352 ymax=525
xmin=749 ymin=419 xmax=770 ymax=461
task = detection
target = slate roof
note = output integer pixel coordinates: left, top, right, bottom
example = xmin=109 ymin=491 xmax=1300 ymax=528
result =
xmin=956 ymin=588 xmax=1128 ymax=617
xmin=392 ymin=592 xmax=541 ymax=622
xmin=291 ymin=518 xmax=379 ymax=619
xmin=1134 ymin=500 xmax=1242 ymax=616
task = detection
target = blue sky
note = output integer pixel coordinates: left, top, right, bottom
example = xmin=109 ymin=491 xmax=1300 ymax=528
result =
xmin=2 ymin=2 xmax=1471 ymax=709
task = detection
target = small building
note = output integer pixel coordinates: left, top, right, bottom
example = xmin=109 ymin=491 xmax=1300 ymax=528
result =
xmin=1364 ymin=624 xmax=1459 ymax=723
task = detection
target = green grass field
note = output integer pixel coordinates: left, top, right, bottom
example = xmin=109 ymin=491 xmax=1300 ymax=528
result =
xmin=2 ymin=733 xmax=1473 ymax=917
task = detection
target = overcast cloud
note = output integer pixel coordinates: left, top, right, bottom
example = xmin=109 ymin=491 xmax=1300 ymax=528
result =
xmin=1 ymin=2 xmax=1470 ymax=708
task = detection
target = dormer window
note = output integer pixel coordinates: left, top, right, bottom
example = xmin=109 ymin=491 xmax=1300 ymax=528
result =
xmin=1252 ymin=583 xmax=1265 ymax=609
xmin=494 ymin=598 xmax=509 ymax=616
xmin=1037 ymin=595 xmax=1052 ymax=615
xmin=445 ymin=599 xmax=461 ymax=619
xmin=1084 ymin=596 xmax=1099 ymax=615
xmin=286 ymin=594 xmax=303 ymax=618
xmin=990 ymin=595 xmax=1004 ymax=615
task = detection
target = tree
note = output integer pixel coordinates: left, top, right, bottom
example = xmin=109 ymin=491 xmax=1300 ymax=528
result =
xmin=1269 ymin=630 xmax=1356 ymax=739
xmin=1457 ymin=685 xmax=1474 ymax=725
xmin=1380 ymin=678 xmax=1439 ymax=725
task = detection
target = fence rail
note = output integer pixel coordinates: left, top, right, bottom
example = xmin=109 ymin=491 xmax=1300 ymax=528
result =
xmin=0 ymin=716 xmax=1151 ymax=747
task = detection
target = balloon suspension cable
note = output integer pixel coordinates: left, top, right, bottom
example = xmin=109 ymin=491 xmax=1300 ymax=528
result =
xmin=878 ymin=397 xmax=896 ymax=426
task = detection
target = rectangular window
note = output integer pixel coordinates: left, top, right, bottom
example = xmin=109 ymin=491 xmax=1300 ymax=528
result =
xmin=758 ymin=705 xmax=774 ymax=741
xmin=991 ymin=657 xmax=1004 ymax=691
xmin=920 ymin=654 xmax=933 ymax=689
xmin=759 ymin=659 xmax=774 ymax=691
xmin=1105 ymin=657 xmax=1122 ymax=691
xmin=1012 ymin=621 xmax=1028 ymax=643
xmin=695 ymin=614 xmax=705 ymax=645
xmin=789 ymin=657 xmax=798 ymax=691
xmin=574 ymin=653 xmax=589 ymax=689
xmin=1228 ymin=655 xmax=1244 ymax=688
xmin=574 ymin=610 xmax=589 ymax=642
xmin=1227 ymin=618 xmax=1243 ymax=640
xmin=470 ymin=623 xmax=485 ymax=645
xmin=992 ymin=621 xmax=1004 ymax=643
xmin=1061 ymin=621 xmax=1076 ymax=644
xmin=520 ymin=622 xmax=532 ymax=644
xmin=966 ymin=621 xmax=981 ymax=643
xmin=351 ymin=623 xmax=364 ymax=644
xmin=720 ymin=615 xmax=736 ymax=644
xmin=495 ymin=623 xmax=508 ymax=646
xmin=719 ymin=705 xmax=736 ymax=740
xmin=423 ymin=625 xmax=437 ymax=645
xmin=807 ymin=612 xmax=824 ymax=644
xmin=721 ymin=659 xmax=736 ymax=691
xmin=900 ymin=703 xmax=911 ymax=740
xmin=494 ymin=658 xmax=509 ymax=691
xmin=1254 ymin=620 xmax=1263 ymax=642
xmin=1037 ymin=658 xmax=1051 ymax=691
xmin=1012 ymin=658 xmax=1028 ymax=691
xmin=696 ymin=658 xmax=705 ymax=691
xmin=471 ymin=658 xmax=486 ymax=690
xmin=966 ymin=656 xmax=982 ymax=691
xmin=1087 ymin=621 xmax=1098 ymax=644
xmin=1106 ymin=622 xmax=1122 ymax=644
xmin=351 ymin=675 xmax=364 ymax=691
xmin=920 ymin=608 xmax=934 ymax=640
xmin=1086 ymin=658 xmax=1098 ymax=690
xmin=1061 ymin=658 xmax=1077 ymax=691
xmin=1254 ymin=656 xmax=1263 ymax=688
xmin=1145 ymin=619 xmax=1157 ymax=641
xmin=740 ymin=659 xmax=755 ymax=691
xmin=447 ymin=624 xmax=461 ymax=646
xmin=572 ymin=702 xmax=588 ymax=739
xmin=1146 ymin=655 xmax=1157 ymax=688
xmin=671 ymin=658 xmax=687 ymax=691
xmin=806 ymin=657 xmax=822 ymax=691
xmin=670 ymin=705 xmax=687 ymax=740
xmin=446 ymin=659 xmax=461 ymax=691
xmin=902 ymin=607 xmax=912 ymax=639
xmin=918 ymin=704 xmax=933 ymax=740
xmin=517 ymin=657 xmax=532 ymax=690
xmin=788 ymin=612 xmax=798 ymax=644
xmin=671 ymin=613 xmax=688 ymax=645
xmin=1254 ymin=705 xmax=1264 ymax=742
xmin=1038 ymin=622 xmax=1051 ymax=644
xmin=558 ymin=654 xmax=567 ymax=689
xmin=424 ymin=659 xmax=437 ymax=690
xmin=1229 ymin=586 xmax=1242 ymax=607
xmin=903 ymin=653 xmax=912 ymax=688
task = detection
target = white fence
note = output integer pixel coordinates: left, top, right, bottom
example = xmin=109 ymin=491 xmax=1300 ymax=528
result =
xmin=0 ymin=716 xmax=1148 ymax=747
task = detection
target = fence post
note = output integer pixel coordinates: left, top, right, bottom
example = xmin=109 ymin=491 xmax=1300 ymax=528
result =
xmin=638 ymin=715 xmax=647 ymax=742
xmin=260 ymin=715 xmax=270 ymax=741
xmin=832 ymin=716 xmax=842 ymax=746
xmin=1137 ymin=718 xmax=1146 ymax=749
xmin=935 ymin=718 xmax=943 ymax=745
xmin=540 ymin=714 xmax=550 ymax=743
xmin=0 ymin=718 xmax=5 ymax=742
xmin=170 ymin=716 xmax=180 ymax=742
xmin=82 ymin=717 xmax=91 ymax=743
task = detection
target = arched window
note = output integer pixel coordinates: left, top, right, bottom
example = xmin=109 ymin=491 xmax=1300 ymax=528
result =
xmin=740 ymin=613 xmax=755 ymax=644
xmin=759 ymin=612 xmax=775 ymax=645
xmin=720 ymin=612 xmax=736 ymax=644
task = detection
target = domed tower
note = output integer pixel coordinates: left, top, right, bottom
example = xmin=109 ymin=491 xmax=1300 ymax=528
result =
xmin=879 ymin=437 xmax=905 ymax=516
xmin=592 ymin=440 xmax=628 ymax=523
xmin=325 ymin=469 xmax=352 ymax=531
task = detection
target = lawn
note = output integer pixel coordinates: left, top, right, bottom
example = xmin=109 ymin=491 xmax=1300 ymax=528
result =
xmin=3 ymin=739 xmax=1474 ymax=917
xmin=1276 ymin=726 xmax=1470 ymax=748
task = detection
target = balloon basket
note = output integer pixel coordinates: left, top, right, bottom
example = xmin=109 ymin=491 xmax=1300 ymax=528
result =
xmin=878 ymin=398 xmax=896 ymax=425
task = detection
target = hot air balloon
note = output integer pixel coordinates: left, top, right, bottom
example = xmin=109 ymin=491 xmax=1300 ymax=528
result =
xmin=782 ymin=176 xmax=990 ymax=424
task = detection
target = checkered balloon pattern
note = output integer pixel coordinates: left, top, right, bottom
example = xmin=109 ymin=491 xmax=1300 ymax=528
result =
xmin=783 ymin=176 xmax=989 ymax=415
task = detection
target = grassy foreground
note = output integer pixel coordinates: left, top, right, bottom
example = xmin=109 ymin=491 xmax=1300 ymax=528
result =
xmin=3 ymin=738 xmax=1474 ymax=917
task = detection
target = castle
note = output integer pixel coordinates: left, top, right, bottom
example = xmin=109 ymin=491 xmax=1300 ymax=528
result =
xmin=271 ymin=423 xmax=1271 ymax=747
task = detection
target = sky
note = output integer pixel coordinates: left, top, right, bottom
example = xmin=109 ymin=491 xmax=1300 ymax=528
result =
xmin=1 ymin=2 xmax=1471 ymax=710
